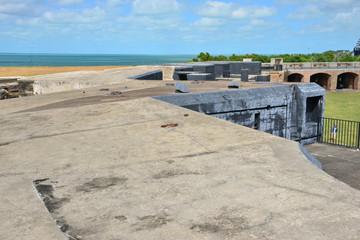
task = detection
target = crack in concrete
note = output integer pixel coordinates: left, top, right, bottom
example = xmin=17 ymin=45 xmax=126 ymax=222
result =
xmin=0 ymin=119 xmax=160 ymax=146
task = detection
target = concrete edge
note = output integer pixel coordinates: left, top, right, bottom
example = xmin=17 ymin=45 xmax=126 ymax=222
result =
xmin=298 ymin=143 xmax=322 ymax=169
xmin=128 ymin=69 xmax=162 ymax=80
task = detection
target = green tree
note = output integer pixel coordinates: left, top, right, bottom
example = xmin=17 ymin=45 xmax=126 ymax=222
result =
xmin=197 ymin=52 xmax=212 ymax=62
xmin=213 ymin=55 xmax=228 ymax=61
xmin=190 ymin=50 xmax=360 ymax=63
xmin=323 ymin=51 xmax=335 ymax=62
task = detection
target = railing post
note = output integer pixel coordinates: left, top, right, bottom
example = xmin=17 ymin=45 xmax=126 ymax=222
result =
xmin=317 ymin=117 xmax=323 ymax=143
xmin=317 ymin=117 xmax=320 ymax=142
xmin=357 ymin=122 xmax=360 ymax=149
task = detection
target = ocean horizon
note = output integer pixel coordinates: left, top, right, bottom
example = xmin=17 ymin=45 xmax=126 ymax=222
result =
xmin=0 ymin=53 xmax=197 ymax=67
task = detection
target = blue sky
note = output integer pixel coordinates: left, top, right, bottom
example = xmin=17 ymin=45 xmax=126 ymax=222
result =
xmin=0 ymin=0 xmax=359 ymax=54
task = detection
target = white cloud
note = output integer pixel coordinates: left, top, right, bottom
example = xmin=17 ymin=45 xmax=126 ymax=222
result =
xmin=238 ymin=18 xmax=281 ymax=33
xmin=132 ymin=0 xmax=181 ymax=15
xmin=105 ymin=0 xmax=127 ymax=7
xmin=117 ymin=15 xmax=181 ymax=31
xmin=232 ymin=6 xmax=277 ymax=19
xmin=196 ymin=1 xmax=233 ymax=17
xmin=232 ymin=8 xmax=247 ymax=19
xmin=0 ymin=0 xmax=42 ymax=17
xmin=44 ymin=6 xmax=106 ymax=23
xmin=335 ymin=7 xmax=360 ymax=23
xmin=286 ymin=4 xmax=320 ymax=20
xmin=56 ymin=0 xmax=84 ymax=6
xmin=298 ymin=23 xmax=336 ymax=34
xmin=197 ymin=2 xmax=277 ymax=19
xmin=250 ymin=19 xmax=267 ymax=26
xmin=253 ymin=6 xmax=278 ymax=18
xmin=0 ymin=3 xmax=27 ymax=14
xmin=283 ymin=0 xmax=360 ymax=20
xmin=193 ymin=17 xmax=226 ymax=28
xmin=276 ymin=0 xmax=357 ymax=7
xmin=15 ymin=18 xmax=41 ymax=26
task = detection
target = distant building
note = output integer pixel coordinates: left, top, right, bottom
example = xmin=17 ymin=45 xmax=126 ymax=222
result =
xmin=354 ymin=38 xmax=360 ymax=56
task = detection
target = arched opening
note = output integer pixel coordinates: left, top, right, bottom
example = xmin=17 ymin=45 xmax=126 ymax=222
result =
xmin=337 ymin=72 xmax=358 ymax=89
xmin=287 ymin=73 xmax=304 ymax=82
xmin=310 ymin=73 xmax=331 ymax=90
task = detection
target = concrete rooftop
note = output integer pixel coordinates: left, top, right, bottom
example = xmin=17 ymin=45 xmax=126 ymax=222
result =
xmin=1 ymin=66 xmax=360 ymax=240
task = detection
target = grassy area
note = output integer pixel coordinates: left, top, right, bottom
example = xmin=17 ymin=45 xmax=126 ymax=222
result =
xmin=325 ymin=92 xmax=360 ymax=121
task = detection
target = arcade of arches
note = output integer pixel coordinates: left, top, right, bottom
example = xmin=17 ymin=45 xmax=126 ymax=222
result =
xmin=285 ymin=71 xmax=359 ymax=90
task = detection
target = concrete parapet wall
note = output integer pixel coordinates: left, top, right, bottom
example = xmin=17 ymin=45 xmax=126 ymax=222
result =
xmin=33 ymin=80 xmax=102 ymax=95
xmin=284 ymin=62 xmax=360 ymax=70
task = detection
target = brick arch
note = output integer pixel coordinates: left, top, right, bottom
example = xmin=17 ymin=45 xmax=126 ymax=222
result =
xmin=337 ymin=72 xmax=359 ymax=89
xmin=310 ymin=73 xmax=331 ymax=90
xmin=287 ymin=73 xmax=304 ymax=82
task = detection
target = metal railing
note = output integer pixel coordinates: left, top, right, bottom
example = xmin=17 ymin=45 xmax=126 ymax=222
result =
xmin=317 ymin=117 xmax=360 ymax=149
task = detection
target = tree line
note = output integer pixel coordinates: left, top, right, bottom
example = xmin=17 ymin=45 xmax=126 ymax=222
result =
xmin=190 ymin=51 xmax=360 ymax=63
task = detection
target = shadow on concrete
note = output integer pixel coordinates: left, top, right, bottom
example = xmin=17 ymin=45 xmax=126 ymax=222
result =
xmin=305 ymin=143 xmax=360 ymax=190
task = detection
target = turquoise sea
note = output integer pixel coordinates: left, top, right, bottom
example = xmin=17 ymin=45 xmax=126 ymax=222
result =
xmin=0 ymin=53 xmax=196 ymax=67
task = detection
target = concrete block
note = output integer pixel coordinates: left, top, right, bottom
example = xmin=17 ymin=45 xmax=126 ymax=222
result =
xmin=228 ymin=82 xmax=242 ymax=88
xmin=175 ymin=82 xmax=191 ymax=93
xmin=241 ymin=69 xmax=249 ymax=82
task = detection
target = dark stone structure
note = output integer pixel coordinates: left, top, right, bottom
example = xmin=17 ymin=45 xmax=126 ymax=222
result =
xmin=154 ymin=83 xmax=325 ymax=144
xmin=228 ymin=61 xmax=261 ymax=75
xmin=210 ymin=62 xmax=230 ymax=78
xmin=171 ymin=61 xmax=262 ymax=81
xmin=354 ymin=38 xmax=360 ymax=57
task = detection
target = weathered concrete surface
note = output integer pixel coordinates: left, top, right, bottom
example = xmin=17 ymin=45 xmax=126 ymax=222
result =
xmin=1 ymin=88 xmax=360 ymax=239
xmin=21 ymin=66 xmax=177 ymax=94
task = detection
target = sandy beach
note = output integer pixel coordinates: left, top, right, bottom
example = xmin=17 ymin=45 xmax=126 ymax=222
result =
xmin=0 ymin=66 xmax=129 ymax=77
